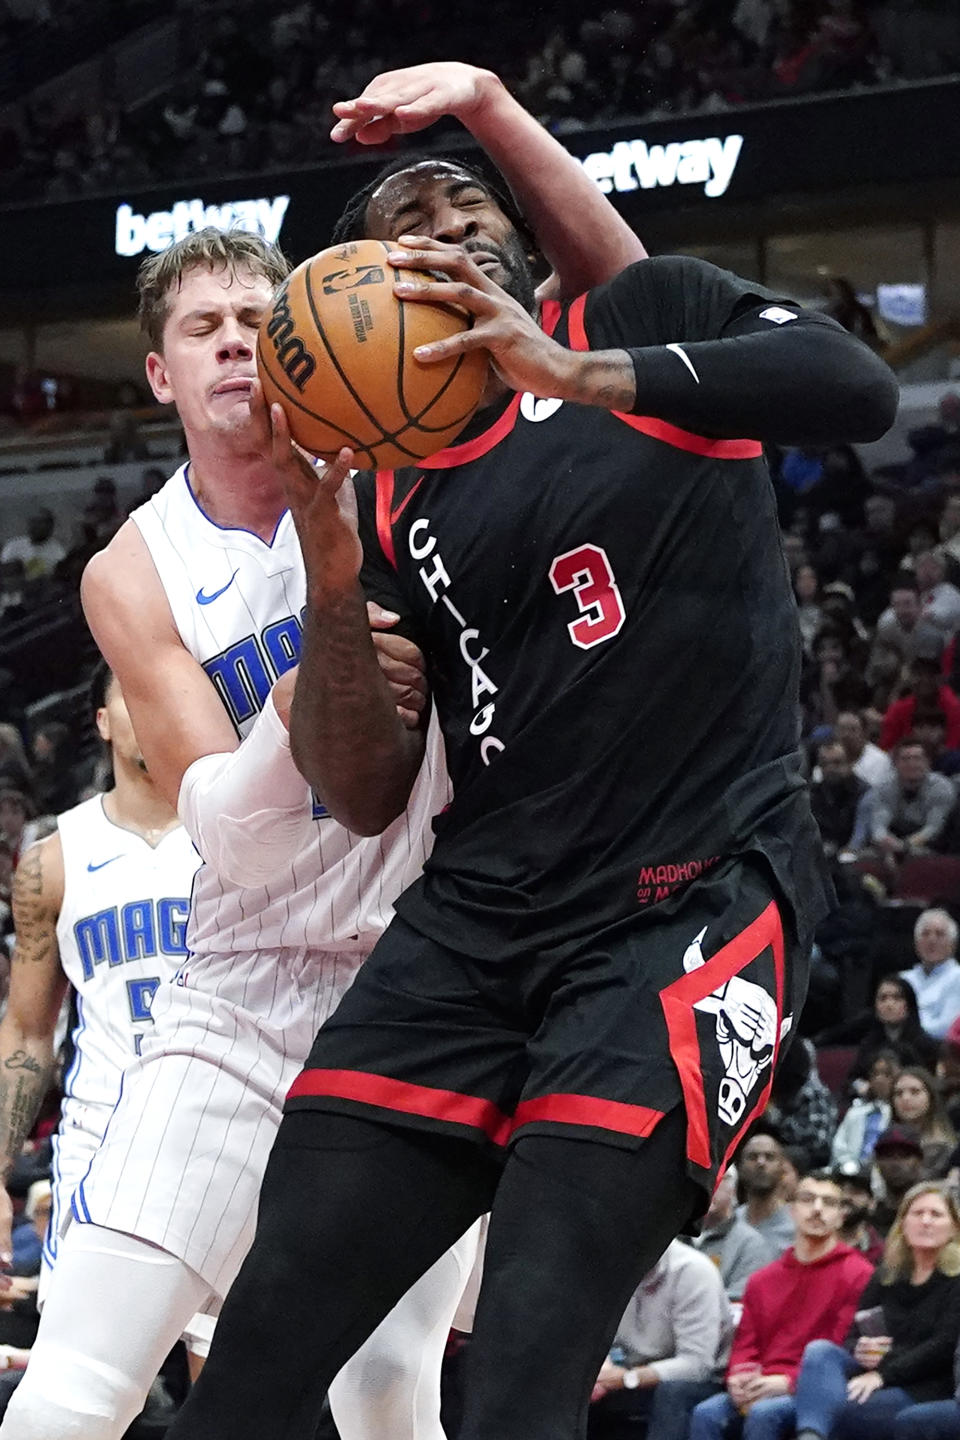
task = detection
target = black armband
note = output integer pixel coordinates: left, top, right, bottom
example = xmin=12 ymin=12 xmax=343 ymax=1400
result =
xmin=627 ymin=314 xmax=898 ymax=446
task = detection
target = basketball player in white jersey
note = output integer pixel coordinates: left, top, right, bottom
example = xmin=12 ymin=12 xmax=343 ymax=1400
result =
xmin=0 ymin=665 xmax=199 ymax=1306
xmin=0 ymin=62 xmax=646 ymax=1440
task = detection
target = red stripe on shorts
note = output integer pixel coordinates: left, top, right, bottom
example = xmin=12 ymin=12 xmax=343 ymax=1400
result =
xmin=287 ymin=1068 xmax=514 ymax=1146
xmin=512 ymin=1092 xmax=664 ymax=1139
xmin=660 ymin=900 xmax=786 ymax=1172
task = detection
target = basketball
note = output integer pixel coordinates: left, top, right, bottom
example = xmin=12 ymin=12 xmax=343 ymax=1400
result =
xmin=256 ymin=238 xmax=489 ymax=470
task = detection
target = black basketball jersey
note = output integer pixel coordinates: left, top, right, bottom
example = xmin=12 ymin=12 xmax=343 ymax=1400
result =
xmin=355 ymin=255 xmax=833 ymax=960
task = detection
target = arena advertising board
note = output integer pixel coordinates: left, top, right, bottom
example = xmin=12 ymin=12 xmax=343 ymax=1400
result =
xmin=1 ymin=78 xmax=958 ymax=298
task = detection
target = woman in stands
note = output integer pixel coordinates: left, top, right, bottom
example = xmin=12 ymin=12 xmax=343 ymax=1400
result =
xmin=818 ymin=973 xmax=939 ymax=1082
xmin=890 ymin=1068 xmax=957 ymax=1178
xmin=793 ymin=1182 xmax=960 ymax=1440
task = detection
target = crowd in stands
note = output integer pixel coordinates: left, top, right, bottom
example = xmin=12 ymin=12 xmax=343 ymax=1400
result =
xmin=2 ymin=0 xmax=959 ymax=203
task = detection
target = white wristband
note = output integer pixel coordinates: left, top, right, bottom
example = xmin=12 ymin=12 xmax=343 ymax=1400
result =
xmin=178 ymin=693 xmax=314 ymax=888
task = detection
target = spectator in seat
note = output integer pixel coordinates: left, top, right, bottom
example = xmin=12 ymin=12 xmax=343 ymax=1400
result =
xmin=936 ymin=1017 xmax=960 ymax=1132
xmin=818 ymin=974 xmax=939 ymax=1080
xmin=0 ymin=790 xmax=33 ymax=867
xmin=890 ymin=1067 xmax=957 ymax=1179
xmin=873 ymin=1127 xmax=926 ymax=1236
xmin=834 ymin=709 xmax=894 ymax=790
xmin=809 ymin=741 xmax=872 ymax=858
xmin=0 ymin=509 xmax=64 ymax=580
xmin=915 ymin=550 xmax=960 ymax=640
xmin=690 ymin=1166 xmax=774 ymax=1301
xmin=831 ymin=1049 xmax=898 ymax=1170
xmin=880 ymin=656 xmax=960 ymax=751
xmin=0 ymin=560 xmax=26 ymax=623
xmin=792 ymin=1182 xmax=960 ymax=1440
xmin=689 ymin=1169 xmax=873 ymax=1440
xmin=868 ymin=580 xmax=942 ymax=698
xmin=589 ymin=1239 xmax=733 ymax=1440
xmin=736 ymin=1130 xmax=796 ymax=1255
xmin=802 ymin=627 xmax=872 ymax=735
xmin=833 ymin=1162 xmax=886 ymax=1266
xmin=912 ymin=707 xmax=960 ymax=778
xmin=794 ymin=564 xmax=824 ymax=656
xmin=905 ymin=393 xmax=960 ymax=489
xmin=901 ymin=910 xmax=960 ymax=1041
xmin=869 ymin=737 xmax=955 ymax=862
xmin=766 ymin=1040 xmax=838 ymax=1169
xmin=28 ymin=721 xmax=74 ymax=817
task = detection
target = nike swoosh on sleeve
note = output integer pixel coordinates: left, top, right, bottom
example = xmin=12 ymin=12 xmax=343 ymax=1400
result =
xmin=196 ymin=570 xmax=239 ymax=605
xmin=665 ymin=343 xmax=700 ymax=384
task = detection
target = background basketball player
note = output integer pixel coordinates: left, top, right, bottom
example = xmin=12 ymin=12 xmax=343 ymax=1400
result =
xmin=0 ymin=666 xmax=199 ymax=1400
xmin=0 ymin=62 xmax=647 ymax=1440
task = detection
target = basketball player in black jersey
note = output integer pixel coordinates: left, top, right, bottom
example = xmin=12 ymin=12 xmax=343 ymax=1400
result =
xmin=168 ymin=107 xmax=899 ymax=1440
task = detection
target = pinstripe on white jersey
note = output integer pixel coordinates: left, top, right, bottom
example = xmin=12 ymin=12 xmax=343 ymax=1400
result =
xmin=130 ymin=465 xmax=449 ymax=956
xmin=47 ymin=797 xmax=199 ymax=1268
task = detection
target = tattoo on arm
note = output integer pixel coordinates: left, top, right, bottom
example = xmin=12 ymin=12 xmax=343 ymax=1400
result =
xmin=0 ymin=1064 xmax=51 ymax=1184
xmin=11 ymin=846 xmax=56 ymax=968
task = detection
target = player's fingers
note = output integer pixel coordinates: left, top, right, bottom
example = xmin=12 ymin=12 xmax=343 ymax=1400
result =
xmin=367 ymin=600 xmax=402 ymax=630
xmin=375 ymin=651 xmax=427 ymax=691
xmin=397 ymin=705 xmax=420 ymax=730
xmin=411 ymin=326 xmax=493 ymax=363
xmin=317 ymin=447 xmax=355 ymax=496
xmin=352 ymin=116 xmax=403 ymax=147
xmin=394 ymin=278 xmax=498 ymax=318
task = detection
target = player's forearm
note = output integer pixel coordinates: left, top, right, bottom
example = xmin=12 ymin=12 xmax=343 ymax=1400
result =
xmin=0 ymin=1021 xmax=54 ymax=1184
xmin=552 ymin=323 xmax=898 ymax=444
xmin=464 ymin=73 xmax=646 ymax=292
xmin=291 ymin=583 xmax=424 ymax=835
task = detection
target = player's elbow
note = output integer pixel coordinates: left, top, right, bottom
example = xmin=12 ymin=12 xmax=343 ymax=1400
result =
xmin=842 ymin=360 xmax=900 ymax=443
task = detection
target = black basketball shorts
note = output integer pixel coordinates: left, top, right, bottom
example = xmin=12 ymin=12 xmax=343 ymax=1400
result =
xmin=286 ymin=857 xmax=809 ymax=1194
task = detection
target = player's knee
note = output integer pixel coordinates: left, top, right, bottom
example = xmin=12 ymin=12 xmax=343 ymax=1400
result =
xmin=2 ymin=1346 xmax=145 ymax=1440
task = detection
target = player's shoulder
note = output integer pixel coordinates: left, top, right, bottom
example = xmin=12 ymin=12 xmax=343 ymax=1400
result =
xmin=81 ymin=518 xmax=173 ymax=636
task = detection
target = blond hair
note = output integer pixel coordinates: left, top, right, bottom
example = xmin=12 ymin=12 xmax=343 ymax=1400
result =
xmin=137 ymin=227 xmax=291 ymax=351
xmin=880 ymin=1181 xmax=960 ymax=1283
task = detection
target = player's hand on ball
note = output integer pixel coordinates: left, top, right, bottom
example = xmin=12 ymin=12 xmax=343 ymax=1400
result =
xmin=269 ymin=404 xmax=360 ymax=595
xmin=368 ymin=603 xmax=429 ymax=730
xmin=389 ymin=237 xmax=578 ymax=401
xmin=330 ymin=63 xmax=496 ymax=145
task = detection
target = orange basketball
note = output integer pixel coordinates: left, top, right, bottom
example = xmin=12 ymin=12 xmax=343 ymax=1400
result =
xmin=257 ymin=239 xmax=489 ymax=470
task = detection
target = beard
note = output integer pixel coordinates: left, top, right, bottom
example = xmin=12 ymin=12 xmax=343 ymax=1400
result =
xmin=465 ymin=234 xmax=537 ymax=316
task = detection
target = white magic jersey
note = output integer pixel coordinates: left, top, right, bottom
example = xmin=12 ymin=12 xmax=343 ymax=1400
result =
xmin=131 ymin=465 xmax=449 ymax=957
xmin=46 ymin=796 xmax=199 ymax=1270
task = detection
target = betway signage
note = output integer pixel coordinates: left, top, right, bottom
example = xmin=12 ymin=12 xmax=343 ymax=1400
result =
xmin=580 ymin=134 xmax=743 ymax=199
xmin=115 ymin=194 xmax=290 ymax=257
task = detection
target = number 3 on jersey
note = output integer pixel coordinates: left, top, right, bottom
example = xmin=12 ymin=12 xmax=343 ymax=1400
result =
xmin=549 ymin=544 xmax=626 ymax=649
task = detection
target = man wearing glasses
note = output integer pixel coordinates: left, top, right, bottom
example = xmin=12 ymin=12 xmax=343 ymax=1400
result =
xmin=690 ymin=1170 xmax=874 ymax=1440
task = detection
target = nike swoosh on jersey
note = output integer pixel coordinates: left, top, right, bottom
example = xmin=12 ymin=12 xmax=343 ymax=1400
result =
xmin=196 ymin=570 xmax=239 ymax=605
xmin=87 ymin=856 xmax=122 ymax=872
xmin=390 ymin=478 xmax=424 ymax=525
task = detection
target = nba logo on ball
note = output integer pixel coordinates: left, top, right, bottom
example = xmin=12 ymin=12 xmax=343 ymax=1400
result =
xmin=257 ymin=239 xmax=489 ymax=470
xmin=322 ymin=264 xmax=387 ymax=294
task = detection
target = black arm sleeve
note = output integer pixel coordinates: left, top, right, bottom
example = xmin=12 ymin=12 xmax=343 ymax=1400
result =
xmin=627 ymin=314 xmax=899 ymax=447
xmin=585 ymin=256 xmax=899 ymax=448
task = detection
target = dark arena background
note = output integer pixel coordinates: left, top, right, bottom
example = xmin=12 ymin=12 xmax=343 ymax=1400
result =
xmin=3 ymin=2 xmax=960 ymax=1436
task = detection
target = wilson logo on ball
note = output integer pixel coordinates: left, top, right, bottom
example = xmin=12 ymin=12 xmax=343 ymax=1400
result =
xmin=321 ymin=264 xmax=386 ymax=294
xmin=265 ymin=285 xmax=316 ymax=391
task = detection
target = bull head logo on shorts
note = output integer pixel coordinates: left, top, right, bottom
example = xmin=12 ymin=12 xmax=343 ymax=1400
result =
xmin=683 ymin=927 xmax=792 ymax=1128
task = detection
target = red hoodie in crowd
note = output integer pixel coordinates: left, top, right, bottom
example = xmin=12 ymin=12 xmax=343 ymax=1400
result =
xmin=728 ymin=1243 xmax=874 ymax=1390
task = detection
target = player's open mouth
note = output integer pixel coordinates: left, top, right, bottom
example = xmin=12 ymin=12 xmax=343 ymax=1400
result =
xmin=212 ymin=378 xmax=255 ymax=398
